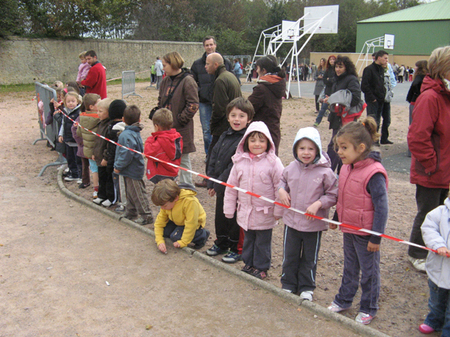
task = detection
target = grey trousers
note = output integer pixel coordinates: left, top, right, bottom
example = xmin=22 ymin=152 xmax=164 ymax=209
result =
xmin=242 ymin=228 xmax=273 ymax=271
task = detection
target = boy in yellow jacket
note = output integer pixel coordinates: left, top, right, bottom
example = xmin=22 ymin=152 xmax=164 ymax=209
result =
xmin=151 ymin=179 xmax=210 ymax=254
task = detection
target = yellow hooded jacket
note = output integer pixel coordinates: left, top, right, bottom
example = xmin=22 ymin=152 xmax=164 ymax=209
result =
xmin=154 ymin=188 xmax=206 ymax=248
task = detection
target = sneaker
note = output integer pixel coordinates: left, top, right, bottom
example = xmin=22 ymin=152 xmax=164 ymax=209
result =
xmin=241 ymin=265 xmax=255 ymax=274
xmin=282 ymin=288 xmax=293 ymax=293
xmin=77 ymin=179 xmax=82 ymax=184
xmin=408 ymin=256 xmax=426 ymax=272
xmin=193 ymin=230 xmax=210 ymax=249
xmin=93 ymin=198 xmax=105 ymax=205
xmin=123 ymin=212 xmax=137 ymax=220
xmin=206 ymin=244 xmax=228 ymax=256
xmin=299 ymin=291 xmax=313 ymax=301
xmin=101 ymin=199 xmax=112 ymax=207
xmin=222 ymin=251 xmax=242 ymax=263
xmin=327 ymin=302 xmax=347 ymax=313
xmin=93 ymin=191 xmax=98 ymax=199
xmin=194 ymin=178 xmax=208 ymax=188
xmin=355 ymin=312 xmax=374 ymax=325
xmin=64 ymin=175 xmax=78 ymax=182
xmin=251 ymin=268 xmax=267 ymax=279
xmin=79 ymin=182 xmax=90 ymax=189
xmin=380 ymin=139 xmax=394 ymax=145
xmin=313 ymin=122 xmax=319 ymax=128
xmin=115 ymin=204 xmax=125 ymax=213
xmin=135 ymin=215 xmax=154 ymax=226
xmin=419 ymin=323 xmax=435 ymax=334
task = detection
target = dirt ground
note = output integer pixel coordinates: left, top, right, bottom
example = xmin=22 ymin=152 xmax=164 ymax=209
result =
xmin=1 ymin=81 xmax=433 ymax=336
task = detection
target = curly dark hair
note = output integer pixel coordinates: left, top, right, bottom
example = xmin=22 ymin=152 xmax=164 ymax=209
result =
xmin=335 ymin=55 xmax=357 ymax=77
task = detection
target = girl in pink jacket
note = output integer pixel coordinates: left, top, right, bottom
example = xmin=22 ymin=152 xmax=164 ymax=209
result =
xmin=224 ymin=121 xmax=284 ymax=280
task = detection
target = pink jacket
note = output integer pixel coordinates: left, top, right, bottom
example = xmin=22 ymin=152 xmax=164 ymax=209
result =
xmin=224 ymin=122 xmax=284 ymax=231
xmin=274 ymin=127 xmax=338 ymax=232
xmin=77 ymin=62 xmax=91 ymax=82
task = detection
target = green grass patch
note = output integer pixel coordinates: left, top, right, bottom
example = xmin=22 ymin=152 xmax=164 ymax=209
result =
xmin=0 ymin=83 xmax=36 ymax=93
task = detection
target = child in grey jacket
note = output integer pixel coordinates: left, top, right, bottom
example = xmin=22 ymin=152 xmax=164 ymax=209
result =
xmin=419 ymin=197 xmax=450 ymax=336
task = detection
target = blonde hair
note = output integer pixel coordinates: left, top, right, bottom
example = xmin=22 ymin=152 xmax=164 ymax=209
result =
xmin=79 ymin=51 xmax=87 ymax=59
xmin=163 ymin=52 xmax=184 ymax=70
xmin=152 ymin=108 xmax=173 ymax=130
xmin=96 ymin=98 xmax=113 ymax=110
xmin=151 ymin=179 xmax=180 ymax=205
xmin=63 ymin=91 xmax=82 ymax=106
xmin=428 ymin=46 xmax=450 ymax=80
xmin=334 ymin=116 xmax=379 ymax=159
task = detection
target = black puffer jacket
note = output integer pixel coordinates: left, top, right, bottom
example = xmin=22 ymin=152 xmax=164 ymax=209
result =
xmin=191 ymin=52 xmax=232 ymax=103
xmin=206 ymin=127 xmax=247 ymax=194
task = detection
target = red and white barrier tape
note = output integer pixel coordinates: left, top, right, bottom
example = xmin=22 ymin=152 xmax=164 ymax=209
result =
xmin=60 ymin=110 xmax=445 ymax=257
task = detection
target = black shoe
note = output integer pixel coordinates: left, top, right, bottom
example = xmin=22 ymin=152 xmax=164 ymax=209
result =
xmin=380 ymin=140 xmax=393 ymax=145
xmin=79 ymin=182 xmax=91 ymax=189
xmin=195 ymin=178 xmax=208 ymax=188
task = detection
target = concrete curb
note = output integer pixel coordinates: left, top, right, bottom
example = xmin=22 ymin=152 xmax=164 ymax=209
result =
xmin=57 ymin=169 xmax=390 ymax=337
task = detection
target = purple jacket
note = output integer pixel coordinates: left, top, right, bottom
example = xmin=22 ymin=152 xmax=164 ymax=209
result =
xmin=274 ymin=127 xmax=338 ymax=232
xmin=224 ymin=122 xmax=284 ymax=231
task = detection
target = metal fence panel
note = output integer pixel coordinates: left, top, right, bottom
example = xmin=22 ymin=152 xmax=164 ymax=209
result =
xmin=122 ymin=71 xmax=142 ymax=100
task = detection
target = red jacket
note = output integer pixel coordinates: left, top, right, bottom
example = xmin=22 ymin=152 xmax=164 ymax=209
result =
xmin=408 ymin=76 xmax=450 ymax=188
xmin=144 ymin=129 xmax=183 ymax=183
xmin=81 ymin=62 xmax=107 ymax=99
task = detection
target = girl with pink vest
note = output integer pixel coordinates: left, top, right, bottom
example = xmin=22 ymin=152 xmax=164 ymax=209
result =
xmin=327 ymin=117 xmax=388 ymax=325
xmin=224 ymin=121 xmax=284 ymax=280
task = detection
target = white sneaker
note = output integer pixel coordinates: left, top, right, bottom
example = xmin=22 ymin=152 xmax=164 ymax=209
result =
xmin=408 ymin=256 xmax=426 ymax=272
xmin=327 ymin=302 xmax=346 ymax=313
xmin=77 ymin=179 xmax=82 ymax=184
xmin=299 ymin=291 xmax=313 ymax=301
xmin=93 ymin=198 xmax=105 ymax=205
xmin=101 ymin=199 xmax=112 ymax=207
xmin=355 ymin=312 xmax=374 ymax=325
xmin=93 ymin=191 xmax=98 ymax=198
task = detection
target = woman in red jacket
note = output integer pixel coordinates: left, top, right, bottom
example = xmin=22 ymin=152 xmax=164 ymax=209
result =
xmin=407 ymin=46 xmax=450 ymax=272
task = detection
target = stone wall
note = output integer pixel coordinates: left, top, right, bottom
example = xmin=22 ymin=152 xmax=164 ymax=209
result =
xmin=0 ymin=37 xmax=204 ymax=85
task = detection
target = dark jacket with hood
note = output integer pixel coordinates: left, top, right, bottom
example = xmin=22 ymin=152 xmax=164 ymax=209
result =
xmin=248 ymin=74 xmax=286 ymax=152
xmin=191 ymin=52 xmax=232 ymax=104
xmin=114 ymin=123 xmax=145 ymax=180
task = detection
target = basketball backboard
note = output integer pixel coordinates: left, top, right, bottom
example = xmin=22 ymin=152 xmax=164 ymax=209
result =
xmin=384 ymin=34 xmax=395 ymax=50
xmin=304 ymin=5 xmax=339 ymax=34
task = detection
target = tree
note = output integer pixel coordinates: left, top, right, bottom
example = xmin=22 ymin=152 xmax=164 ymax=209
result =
xmin=0 ymin=0 xmax=24 ymax=38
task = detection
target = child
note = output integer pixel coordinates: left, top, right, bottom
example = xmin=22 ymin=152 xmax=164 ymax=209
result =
xmin=327 ymin=117 xmax=388 ymax=325
xmin=206 ymin=97 xmax=255 ymax=263
xmin=76 ymin=51 xmax=90 ymax=96
xmin=114 ymin=105 xmax=153 ymax=225
xmin=104 ymin=100 xmax=127 ymax=211
xmin=418 ymin=196 xmax=450 ymax=335
xmin=144 ymin=108 xmax=183 ymax=184
xmin=224 ymin=121 xmax=284 ymax=279
xmin=152 ymin=179 xmax=210 ymax=253
xmin=57 ymin=91 xmax=82 ymax=181
xmin=92 ymin=98 xmax=113 ymax=204
xmin=77 ymin=93 xmax=101 ymax=191
xmin=276 ymin=127 xmax=338 ymax=299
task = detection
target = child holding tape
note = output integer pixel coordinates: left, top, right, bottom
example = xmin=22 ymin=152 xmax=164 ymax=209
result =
xmin=276 ymin=126 xmax=338 ymax=300
xmin=418 ymin=196 xmax=450 ymax=336
xmin=327 ymin=117 xmax=388 ymax=325
xmin=224 ymin=121 xmax=284 ymax=279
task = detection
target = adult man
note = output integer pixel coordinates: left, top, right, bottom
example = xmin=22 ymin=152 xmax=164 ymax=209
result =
xmin=155 ymin=57 xmax=164 ymax=90
xmin=191 ymin=36 xmax=232 ymax=158
xmin=80 ymin=50 xmax=107 ymax=99
xmin=361 ymin=50 xmax=388 ymax=142
xmin=195 ymin=52 xmax=241 ymax=188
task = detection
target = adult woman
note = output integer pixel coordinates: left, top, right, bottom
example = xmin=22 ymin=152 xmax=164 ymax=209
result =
xmin=407 ymin=46 xmax=450 ymax=272
xmin=158 ymin=51 xmax=199 ymax=186
xmin=324 ymin=55 xmax=361 ymax=172
xmin=313 ymin=58 xmax=326 ymax=115
xmin=248 ymin=55 xmax=286 ymax=153
xmin=315 ymin=55 xmax=336 ymax=126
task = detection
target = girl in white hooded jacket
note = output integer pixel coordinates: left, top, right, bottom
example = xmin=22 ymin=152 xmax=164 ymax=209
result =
xmin=224 ymin=121 xmax=284 ymax=280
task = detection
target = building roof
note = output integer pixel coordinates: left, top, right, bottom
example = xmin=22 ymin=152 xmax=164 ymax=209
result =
xmin=358 ymin=0 xmax=450 ymax=23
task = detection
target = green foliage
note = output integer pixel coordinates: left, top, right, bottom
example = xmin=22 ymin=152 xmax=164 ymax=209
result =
xmin=4 ymin=0 xmax=422 ymax=55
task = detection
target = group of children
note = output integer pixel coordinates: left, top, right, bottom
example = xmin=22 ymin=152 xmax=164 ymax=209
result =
xmin=49 ymin=53 xmax=449 ymax=331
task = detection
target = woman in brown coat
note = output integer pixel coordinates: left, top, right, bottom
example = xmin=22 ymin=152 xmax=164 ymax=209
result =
xmin=158 ymin=51 xmax=199 ymax=186
xmin=248 ymin=55 xmax=286 ymax=154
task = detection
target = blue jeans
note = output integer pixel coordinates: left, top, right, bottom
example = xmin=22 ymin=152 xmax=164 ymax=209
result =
xmin=163 ymin=220 xmax=208 ymax=247
xmin=424 ymin=279 xmax=450 ymax=336
xmin=334 ymin=233 xmax=380 ymax=317
xmin=366 ymin=100 xmax=383 ymax=130
xmin=315 ymin=102 xmax=328 ymax=125
xmin=199 ymin=103 xmax=212 ymax=155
